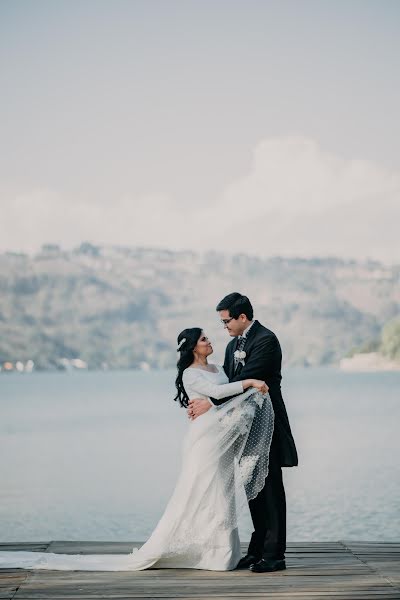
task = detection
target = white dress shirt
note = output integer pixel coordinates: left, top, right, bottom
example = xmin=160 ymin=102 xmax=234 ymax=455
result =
xmin=238 ymin=320 xmax=255 ymax=340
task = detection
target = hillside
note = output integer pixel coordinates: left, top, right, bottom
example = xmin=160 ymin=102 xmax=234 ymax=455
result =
xmin=1 ymin=243 xmax=399 ymax=370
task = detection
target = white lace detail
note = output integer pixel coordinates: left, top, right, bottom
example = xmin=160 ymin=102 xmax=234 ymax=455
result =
xmin=239 ymin=455 xmax=259 ymax=484
xmin=214 ymin=387 xmax=274 ymax=506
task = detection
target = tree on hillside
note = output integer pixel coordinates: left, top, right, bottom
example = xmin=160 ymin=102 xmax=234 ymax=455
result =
xmin=380 ymin=318 xmax=400 ymax=361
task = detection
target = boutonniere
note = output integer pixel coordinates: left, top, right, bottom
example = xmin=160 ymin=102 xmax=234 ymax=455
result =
xmin=234 ymin=350 xmax=246 ymax=366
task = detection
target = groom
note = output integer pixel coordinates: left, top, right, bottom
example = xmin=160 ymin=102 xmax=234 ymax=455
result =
xmin=188 ymin=293 xmax=298 ymax=573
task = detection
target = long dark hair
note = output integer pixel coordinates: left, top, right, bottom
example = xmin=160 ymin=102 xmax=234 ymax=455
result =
xmin=174 ymin=327 xmax=202 ymax=408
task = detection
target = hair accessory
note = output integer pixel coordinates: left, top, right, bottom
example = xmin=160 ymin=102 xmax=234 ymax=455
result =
xmin=177 ymin=337 xmax=187 ymax=351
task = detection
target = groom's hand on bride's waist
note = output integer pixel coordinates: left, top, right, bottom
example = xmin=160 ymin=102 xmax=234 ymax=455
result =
xmin=187 ymin=398 xmax=212 ymax=420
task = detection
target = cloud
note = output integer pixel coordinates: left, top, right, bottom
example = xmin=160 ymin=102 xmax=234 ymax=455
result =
xmin=205 ymin=136 xmax=400 ymax=262
xmin=0 ymin=189 xmax=185 ymax=252
xmin=1 ymin=136 xmax=399 ymax=262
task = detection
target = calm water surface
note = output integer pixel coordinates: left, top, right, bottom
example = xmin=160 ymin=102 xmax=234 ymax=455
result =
xmin=0 ymin=368 xmax=399 ymax=541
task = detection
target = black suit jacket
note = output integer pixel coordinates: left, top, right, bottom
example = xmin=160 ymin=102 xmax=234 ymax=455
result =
xmin=211 ymin=320 xmax=298 ymax=468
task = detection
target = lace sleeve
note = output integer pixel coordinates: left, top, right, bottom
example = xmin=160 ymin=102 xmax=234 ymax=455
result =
xmin=182 ymin=369 xmax=244 ymax=400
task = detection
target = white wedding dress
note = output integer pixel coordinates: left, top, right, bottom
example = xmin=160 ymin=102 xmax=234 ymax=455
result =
xmin=0 ymin=366 xmax=274 ymax=571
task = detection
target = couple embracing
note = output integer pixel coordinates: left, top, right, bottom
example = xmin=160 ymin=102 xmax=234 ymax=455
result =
xmin=177 ymin=292 xmax=298 ymax=573
xmin=0 ymin=293 xmax=298 ymax=573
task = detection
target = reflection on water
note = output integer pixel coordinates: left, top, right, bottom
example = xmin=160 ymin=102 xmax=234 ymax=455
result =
xmin=0 ymin=368 xmax=399 ymax=541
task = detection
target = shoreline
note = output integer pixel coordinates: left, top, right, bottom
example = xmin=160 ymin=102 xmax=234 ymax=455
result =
xmin=339 ymin=352 xmax=400 ymax=372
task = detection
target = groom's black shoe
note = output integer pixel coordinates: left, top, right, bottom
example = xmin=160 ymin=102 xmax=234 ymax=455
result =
xmin=236 ymin=554 xmax=259 ymax=569
xmin=250 ymin=558 xmax=286 ymax=573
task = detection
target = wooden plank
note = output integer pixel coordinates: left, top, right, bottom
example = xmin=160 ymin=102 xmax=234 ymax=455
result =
xmin=0 ymin=544 xmax=50 ymax=552
xmin=0 ymin=541 xmax=398 ymax=599
xmin=0 ymin=569 xmax=30 ymax=600
xmin=341 ymin=541 xmax=400 ymax=592
xmin=12 ymin=575 xmax=399 ymax=599
xmin=46 ymin=541 xmax=140 ymax=554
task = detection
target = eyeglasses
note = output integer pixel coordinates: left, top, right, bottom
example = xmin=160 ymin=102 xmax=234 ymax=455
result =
xmin=220 ymin=317 xmax=235 ymax=326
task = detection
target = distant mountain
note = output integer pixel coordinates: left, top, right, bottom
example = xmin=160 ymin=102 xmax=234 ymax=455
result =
xmin=0 ymin=243 xmax=399 ymax=371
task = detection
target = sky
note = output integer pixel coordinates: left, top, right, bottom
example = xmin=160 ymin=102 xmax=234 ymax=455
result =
xmin=1 ymin=0 xmax=399 ymax=263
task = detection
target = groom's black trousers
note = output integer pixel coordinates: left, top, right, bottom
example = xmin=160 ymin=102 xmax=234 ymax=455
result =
xmin=247 ymin=452 xmax=286 ymax=560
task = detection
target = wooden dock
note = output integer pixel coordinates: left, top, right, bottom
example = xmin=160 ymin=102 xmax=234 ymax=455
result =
xmin=1 ymin=541 xmax=399 ymax=599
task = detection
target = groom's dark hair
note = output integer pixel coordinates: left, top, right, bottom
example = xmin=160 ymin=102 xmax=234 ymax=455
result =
xmin=216 ymin=293 xmax=253 ymax=320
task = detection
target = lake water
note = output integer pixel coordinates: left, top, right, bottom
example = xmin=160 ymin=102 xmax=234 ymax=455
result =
xmin=0 ymin=368 xmax=399 ymax=542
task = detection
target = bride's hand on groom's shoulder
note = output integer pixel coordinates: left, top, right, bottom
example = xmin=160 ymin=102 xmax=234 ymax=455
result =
xmin=187 ymin=398 xmax=211 ymax=420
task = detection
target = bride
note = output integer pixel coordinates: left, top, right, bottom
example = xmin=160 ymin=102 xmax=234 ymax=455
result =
xmin=0 ymin=327 xmax=274 ymax=571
